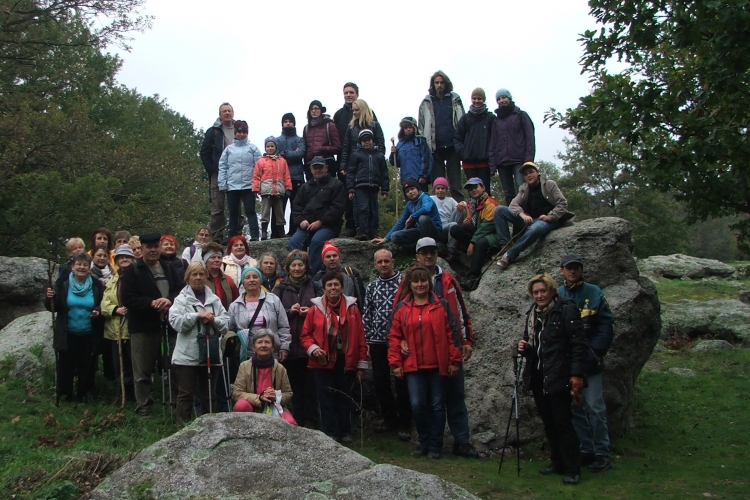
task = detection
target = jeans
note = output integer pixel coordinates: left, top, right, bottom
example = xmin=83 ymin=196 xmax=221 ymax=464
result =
xmin=494 ymin=205 xmax=560 ymax=262
xmin=288 ymin=226 xmax=337 ymax=275
xmin=353 ymin=187 xmax=379 ymax=236
xmin=531 ymin=373 xmax=581 ymax=474
xmin=406 ymin=369 xmax=445 ymax=451
xmin=443 ymin=364 xmax=471 ymax=446
xmin=390 ymin=215 xmax=440 ymax=249
xmin=571 ymin=372 xmax=611 ymax=457
xmin=432 ymin=147 xmax=464 ymax=202
xmin=313 ymin=351 xmax=353 ymax=438
xmin=497 ymin=162 xmax=525 ymax=206
xmin=209 ymin=173 xmax=226 ymax=242
xmin=226 ymin=189 xmax=260 ymax=240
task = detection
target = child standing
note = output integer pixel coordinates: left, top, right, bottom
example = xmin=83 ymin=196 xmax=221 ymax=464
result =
xmin=389 ymin=117 xmax=432 ymax=192
xmin=252 ymin=136 xmax=292 ymax=240
xmin=347 ymin=129 xmax=389 ymax=240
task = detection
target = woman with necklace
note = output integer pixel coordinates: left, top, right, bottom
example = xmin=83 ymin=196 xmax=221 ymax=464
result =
xmin=388 ymin=265 xmax=462 ymax=459
xmin=227 ymin=267 xmax=290 ymax=363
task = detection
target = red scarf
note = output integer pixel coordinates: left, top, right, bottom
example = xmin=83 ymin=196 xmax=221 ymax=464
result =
xmin=323 ymin=296 xmax=347 ymax=363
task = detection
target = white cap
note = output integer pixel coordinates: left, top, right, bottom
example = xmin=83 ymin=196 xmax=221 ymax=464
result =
xmin=415 ymin=237 xmax=437 ymax=252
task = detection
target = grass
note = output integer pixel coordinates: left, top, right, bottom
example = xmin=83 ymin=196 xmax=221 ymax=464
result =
xmin=653 ymin=277 xmax=750 ymax=303
xmin=1 ymin=347 xmax=749 ymax=499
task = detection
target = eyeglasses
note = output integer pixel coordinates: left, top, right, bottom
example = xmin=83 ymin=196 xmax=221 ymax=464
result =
xmin=418 ymin=249 xmax=437 ymax=256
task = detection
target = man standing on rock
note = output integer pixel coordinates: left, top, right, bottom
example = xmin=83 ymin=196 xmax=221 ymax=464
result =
xmin=200 ymin=102 xmax=236 ymax=243
xmin=418 ymin=71 xmax=466 ymax=201
xmin=558 ymin=254 xmax=615 ymax=473
xmin=121 ymin=233 xmax=183 ymax=416
xmin=409 ymin=237 xmax=479 ymax=458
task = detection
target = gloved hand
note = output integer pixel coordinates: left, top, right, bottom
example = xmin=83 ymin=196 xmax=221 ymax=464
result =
xmin=224 ymin=335 xmax=240 ymax=359
xmin=570 ymin=376 xmax=584 ymax=406
xmin=285 ymin=190 xmax=292 ymax=199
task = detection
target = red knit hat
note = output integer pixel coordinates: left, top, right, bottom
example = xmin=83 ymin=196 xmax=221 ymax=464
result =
xmin=321 ymin=241 xmax=340 ymax=258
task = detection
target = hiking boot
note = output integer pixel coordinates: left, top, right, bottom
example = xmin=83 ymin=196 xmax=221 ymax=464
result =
xmin=374 ymin=422 xmax=395 ymax=434
xmin=339 ymin=434 xmax=353 ymax=444
xmin=411 ymin=446 xmax=428 ymax=458
xmin=588 ymin=456 xmax=612 ymax=473
xmin=428 ymin=449 xmax=442 ymax=460
xmin=453 ymin=443 xmax=480 ymax=458
xmin=342 ymin=228 xmax=357 ymax=238
xmin=563 ymin=473 xmax=581 ymax=485
xmin=539 ymin=464 xmax=563 ymax=475
xmin=497 ymin=255 xmax=511 ymax=269
xmin=398 ymin=429 xmax=412 ymax=442
xmin=355 ymin=231 xmax=369 ymax=241
xmin=460 ymin=278 xmax=478 ymax=292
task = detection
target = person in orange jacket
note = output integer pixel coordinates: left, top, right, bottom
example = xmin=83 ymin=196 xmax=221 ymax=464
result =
xmin=252 ymin=136 xmax=292 ymax=240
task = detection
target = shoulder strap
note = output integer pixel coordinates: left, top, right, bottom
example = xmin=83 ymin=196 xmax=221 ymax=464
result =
xmin=190 ymin=245 xmax=197 ymax=259
xmin=326 ymin=122 xmax=331 ymax=145
xmin=247 ymin=297 xmax=266 ymax=331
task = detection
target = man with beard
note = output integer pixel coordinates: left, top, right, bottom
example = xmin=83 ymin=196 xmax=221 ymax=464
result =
xmin=489 ymin=88 xmax=536 ymax=206
xmin=277 ymin=113 xmax=306 ymax=236
xmin=418 ymin=71 xmax=465 ymax=201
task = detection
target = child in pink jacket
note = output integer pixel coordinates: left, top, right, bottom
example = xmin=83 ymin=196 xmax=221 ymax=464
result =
xmin=252 ymin=137 xmax=293 ymax=240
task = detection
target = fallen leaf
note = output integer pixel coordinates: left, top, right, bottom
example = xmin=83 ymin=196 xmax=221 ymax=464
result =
xmin=11 ymin=416 xmax=20 ymax=423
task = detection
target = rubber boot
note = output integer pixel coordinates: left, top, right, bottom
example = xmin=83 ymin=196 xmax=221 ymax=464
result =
xmin=261 ymin=223 xmax=269 ymax=241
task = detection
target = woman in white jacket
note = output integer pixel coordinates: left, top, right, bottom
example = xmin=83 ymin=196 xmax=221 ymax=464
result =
xmin=169 ymin=262 xmax=229 ymax=425
xmin=228 ymin=266 xmax=291 ymax=363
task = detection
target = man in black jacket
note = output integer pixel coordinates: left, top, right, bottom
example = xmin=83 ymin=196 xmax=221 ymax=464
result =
xmin=287 ymin=156 xmax=347 ymax=275
xmin=121 ymin=233 xmax=183 ymax=416
xmin=200 ymin=102 xmax=236 ymax=243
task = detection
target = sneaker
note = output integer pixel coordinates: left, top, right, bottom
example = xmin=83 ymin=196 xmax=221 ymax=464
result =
xmin=453 ymin=443 xmax=480 ymax=458
xmin=497 ymin=255 xmax=511 ymax=269
xmin=428 ymin=449 xmax=442 ymax=460
xmin=588 ymin=456 xmax=612 ymax=473
xmin=563 ymin=473 xmax=580 ymax=485
xmin=411 ymin=446 xmax=428 ymax=458
xmin=459 ymin=278 xmax=478 ymax=292
xmin=398 ymin=429 xmax=412 ymax=442
xmin=539 ymin=464 xmax=563 ymax=475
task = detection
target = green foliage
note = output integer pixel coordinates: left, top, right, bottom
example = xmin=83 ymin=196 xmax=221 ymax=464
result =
xmin=0 ymin=0 xmax=203 ymax=258
xmin=547 ymin=0 xmax=750 ymax=251
xmin=653 ymin=276 xmax=750 ymax=303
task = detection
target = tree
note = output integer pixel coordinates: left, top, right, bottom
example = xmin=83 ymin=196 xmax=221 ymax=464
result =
xmin=546 ymin=0 xmax=750 ymax=251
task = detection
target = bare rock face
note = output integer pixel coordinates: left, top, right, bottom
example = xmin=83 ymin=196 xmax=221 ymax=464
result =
xmin=462 ymin=217 xmax=660 ymax=446
xmin=661 ymin=299 xmax=750 ymax=344
xmin=637 ymin=254 xmax=736 ymax=279
xmin=0 ymin=256 xmax=50 ymax=329
xmin=0 ymin=311 xmax=54 ymax=381
xmin=88 ymin=412 xmax=477 ymax=500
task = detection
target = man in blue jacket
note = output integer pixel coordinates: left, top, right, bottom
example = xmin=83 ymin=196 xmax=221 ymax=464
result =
xmin=372 ymin=179 xmax=442 ymax=251
xmin=276 ymin=112 xmax=306 ymax=236
xmin=558 ymin=254 xmax=615 ymax=473
xmin=200 ymin=102 xmax=236 ymax=243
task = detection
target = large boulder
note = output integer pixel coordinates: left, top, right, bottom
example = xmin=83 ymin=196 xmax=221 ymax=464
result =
xmin=637 ymin=254 xmax=736 ymax=279
xmin=463 ymin=217 xmax=660 ymax=444
xmin=88 ymin=412 xmax=477 ymax=500
xmin=661 ymin=299 xmax=750 ymax=344
xmin=0 ymin=311 xmax=54 ymax=380
xmin=0 ymin=256 xmax=50 ymax=329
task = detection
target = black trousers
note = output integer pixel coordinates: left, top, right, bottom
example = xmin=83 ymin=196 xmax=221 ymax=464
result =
xmin=369 ymin=344 xmax=411 ymax=429
xmin=530 ymin=373 xmax=581 ymax=474
xmin=283 ymin=357 xmax=320 ymax=427
xmin=449 ymin=225 xmax=499 ymax=279
xmin=58 ymin=332 xmax=95 ymax=401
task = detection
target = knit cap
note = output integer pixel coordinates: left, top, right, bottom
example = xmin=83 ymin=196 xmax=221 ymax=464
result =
xmin=235 ymin=120 xmax=249 ymax=133
xmin=240 ymin=266 xmax=262 ymax=284
xmin=471 ymin=88 xmax=486 ymax=100
xmin=495 ymin=88 xmax=512 ymax=100
xmin=432 ymin=177 xmax=449 ymax=189
xmin=402 ymin=178 xmax=419 ymax=193
xmin=281 ymin=112 xmax=296 ymax=125
xmin=358 ymin=129 xmax=374 ymax=142
xmin=400 ymin=116 xmax=418 ymax=129
xmin=264 ymin=136 xmax=279 ymax=150
xmin=321 ymin=241 xmax=340 ymax=258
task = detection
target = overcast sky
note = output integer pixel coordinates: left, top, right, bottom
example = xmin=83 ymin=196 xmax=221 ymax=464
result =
xmin=112 ymin=0 xmax=597 ymax=166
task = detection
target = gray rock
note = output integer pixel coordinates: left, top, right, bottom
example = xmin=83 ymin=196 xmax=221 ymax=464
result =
xmin=463 ymin=217 xmax=660 ymax=441
xmin=0 ymin=311 xmax=54 ymax=380
xmin=637 ymin=254 xmax=736 ymax=280
xmin=740 ymin=291 xmax=750 ymax=305
xmin=0 ymin=256 xmax=50 ymax=329
xmin=692 ymin=340 xmax=734 ymax=352
xmin=88 ymin=412 xmax=477 ymax=500
xmin=667 ymin=367 xmax=695 ymax=377
xmin=661 ymin=299 xmax=750 ymax=344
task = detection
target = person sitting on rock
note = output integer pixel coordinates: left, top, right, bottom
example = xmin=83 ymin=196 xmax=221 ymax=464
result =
xmin=448 ymin=177 xmax=500 ymax=291
xmin=431 ymin=177 xmax=465 ymax=258
xmin=372 ymin=179 xmax=442 ymax=253
xmin=494 ymin=162 xmax=573 ymax=269
xmin=311 ymin=241 xmax=366 ymax=309
xmin=557 ymin=254 xmax=615 ymax=474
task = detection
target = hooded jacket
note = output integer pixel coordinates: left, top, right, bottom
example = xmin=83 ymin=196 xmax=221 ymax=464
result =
xmin=346 ymin=146 xmax=390 ymax=194
xmin=418 ymin=88 xmax=465 ymax=151
xmin=303 ymin=116 xmax=342 ymax=163
xmin=488 ymin=105 xmax=535 ymax=171
xmin=384 ymin=191 xmax=442 ymax=241
xmin=200 ymin=118 xmax=234 ymax=176
xmin=276 ymin=129 xmax=307 ymax=182
xmin=291 ymin=174 xmax=346 ymax=230
xmin=340 ymin=121 xmax=386 ymax=172
xmin=454 ymin=109 xmax=495 ymax=163
xmin=300 ymin=295 xmax=368 ymax=371
xmin=389 ymin=135 xmax=432 ymax=182
xmin=252 ymin=155 xmax=293 ymax=196
xmin=218 ymin=138 xmax=263 ymax=192
xmin=101 ymin=273 xmax=129 ymax=341
xmin=169 ymin=285 xmax=229 ymax=366
xmin=509 ymin=177 xmax=574 ymax=223
xmin=227 ymin=290 xmax=291 ymax=354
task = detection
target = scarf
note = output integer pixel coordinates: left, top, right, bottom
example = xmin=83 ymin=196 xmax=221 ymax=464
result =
xmin=323 ymin=296 xmax=348 ymax=363
xmin=90 ymin=263 xmax=113 ymax=285
xmin=69 ymin=272 xmax=93 ymax=296
xmin=495 ymin=102 xmax=515 ymax=118
xmin=309 ymin=117 xmax=321 ymax=127
xmin=526 ymin=296 xmax=558 ymax=370
xmin=281 ymin=126 xmax=297 ymax=137
xmin=230 ymin=253 xmax=250 ymax=268
xmin=251 ymin=353 xmax=274 ymax=368
xmin=469 ymin=104 xmax=488 ymax=115
xmin=469 ymin=192 xmax=488 ymax=227
xmin=288 ymin=274 xmax=307 ymax=289
xmin=263 ymin=153 xmax=278 ymax=159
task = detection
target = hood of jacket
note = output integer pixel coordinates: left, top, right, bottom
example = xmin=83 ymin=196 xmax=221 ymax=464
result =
xmin=310 ymin=295 xmax=358 ymax=314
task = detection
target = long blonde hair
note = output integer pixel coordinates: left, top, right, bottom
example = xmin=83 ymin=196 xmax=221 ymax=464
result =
xmin=349 ymin=99 xmax=374 ymax=129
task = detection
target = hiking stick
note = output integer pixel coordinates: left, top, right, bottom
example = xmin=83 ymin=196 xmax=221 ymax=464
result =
xmin=117 ymin=318 xmax=126 ymax=410
xmin=498 ymin=354 xmax=524 ymax=476
xmin=223 ymin=359 xmax=232 ymax=412
xmin=47 ymin=259 xmax=59 ymax=407
xmin=391 ymin=138 xmax=399 ymax=216
xmin=206 ymin=331 xmax=213 ymax=414
xmin=480 ymin=225 xmax=528 ymax=277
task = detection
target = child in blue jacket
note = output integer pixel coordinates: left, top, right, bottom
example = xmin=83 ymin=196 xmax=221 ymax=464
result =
xmin=389 ymin=117 xmax=432 ymax=192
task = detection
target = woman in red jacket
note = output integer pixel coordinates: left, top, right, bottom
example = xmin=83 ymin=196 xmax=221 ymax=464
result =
xmin=300 ymin=270 xmax=366 ymax=442
xmin=388 ymin=266 xmax=462 ymax=459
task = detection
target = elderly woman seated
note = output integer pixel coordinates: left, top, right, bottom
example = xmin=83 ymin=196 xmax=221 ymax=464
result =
xmin=232 ymin=329 xmax=293 ymax=414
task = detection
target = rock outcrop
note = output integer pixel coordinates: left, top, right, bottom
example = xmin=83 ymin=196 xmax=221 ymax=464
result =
xmin=661 ymin=299 xmax=750 ymax=344
xmin=0 ymin=311 xmax=54 ymax=381
xmin=637 ymin=254 xmax=736 ymax=279
xmin=463 ymin=217 xmax=660 ymax=443
xmin=88 ymin=413 xmax=477 ymax=500
xmin=0 ymin=256 xmax=50 ymax=329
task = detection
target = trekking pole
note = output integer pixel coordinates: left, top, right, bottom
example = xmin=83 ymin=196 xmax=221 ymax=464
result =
xmin=480 ymin=225 xmax=528 ymax=278
xmin=117 ymin=318 xmax=126 ymax=410
xmin=46 ymin=259 xmax=59 ymax=407
xmin=223 ymin=357 xmax=232 ymax=412
xmin=391 ymin=137 xmax=399 ymax=216
xmin=498 ymin=353 xmax=524 ymax=476
xmin=206 ymin=330 xmax=213 ymax=414
xmin=164 ymin=318 xmax=174 ymax=414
